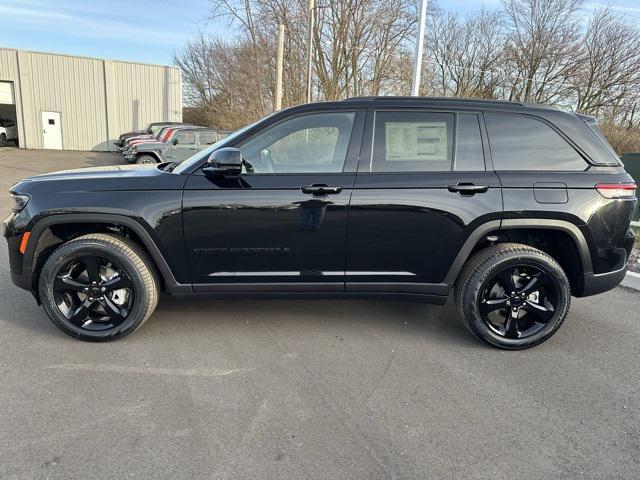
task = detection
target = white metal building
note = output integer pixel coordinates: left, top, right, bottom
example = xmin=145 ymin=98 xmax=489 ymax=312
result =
xmin=0 ymin=48 xmax=182 ymax=151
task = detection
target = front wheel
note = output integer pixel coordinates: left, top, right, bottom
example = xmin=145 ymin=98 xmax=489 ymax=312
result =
xmin=0 ymin=133 xmax=6 ymax=147
xmin=455 ymin=243 xmax=570 ymax=349
xmin=38 ymin=234 xmax=158 ymax=341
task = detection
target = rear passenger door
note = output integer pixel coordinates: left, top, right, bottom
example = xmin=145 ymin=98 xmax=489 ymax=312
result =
xmin=346 ymin=109 xmax=502 ymax=294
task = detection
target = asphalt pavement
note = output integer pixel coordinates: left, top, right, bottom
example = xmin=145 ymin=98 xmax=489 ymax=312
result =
xmin=0 ymin=147 xmax=639 ymax=480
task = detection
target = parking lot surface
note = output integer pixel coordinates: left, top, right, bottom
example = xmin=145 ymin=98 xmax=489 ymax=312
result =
xmin=1 ymin=147 xmax=639 ymax=480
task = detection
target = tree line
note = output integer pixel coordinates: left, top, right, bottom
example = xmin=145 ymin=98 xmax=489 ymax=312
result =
xmin=175 ymin=0 xmax=640 ymax=153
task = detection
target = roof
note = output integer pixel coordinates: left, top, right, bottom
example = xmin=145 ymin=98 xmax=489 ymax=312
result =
xmin=339 ymin=96 xmax=560 ymax=112
xmin=0 ymin=46 xmax=178 ymax=70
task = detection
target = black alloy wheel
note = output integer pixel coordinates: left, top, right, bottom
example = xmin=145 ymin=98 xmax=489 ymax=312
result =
xmin=478 ymin=264 xmax=560 ymax=340
xmin=455 ymin=243 xmax=570 ymax=349
xmin=39 ymin=234 xmax=158 ymax=341
xmin=51 ymin=255 xmax=134 ymax=331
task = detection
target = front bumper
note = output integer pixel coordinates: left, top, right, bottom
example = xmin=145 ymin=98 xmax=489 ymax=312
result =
xmin=121 ymin=148 xmax=137 ymax=162
xmin=3 ymin=213 xmax=31 ymax=292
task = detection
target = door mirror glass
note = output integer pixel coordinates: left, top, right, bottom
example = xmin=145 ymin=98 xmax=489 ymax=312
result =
xmin=203 ymin=147 xmax=243 ymax=176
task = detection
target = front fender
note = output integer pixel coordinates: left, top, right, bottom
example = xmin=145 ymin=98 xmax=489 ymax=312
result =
xmin=21 ymin=213 xmax=191 ymax=294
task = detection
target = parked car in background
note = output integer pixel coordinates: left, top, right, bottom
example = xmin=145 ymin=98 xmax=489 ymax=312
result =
xmin=124 ymin=127 xmax=225 ymax=164
xmin=114 ymin=121 xmax=183 ymax=148
xmin=122 ymin=126 xmax=177 ymax=151
xmin=0 ymin=118 xmax=18 ymax=147
xmin=120 ymin=127 xmax=179 ymax=161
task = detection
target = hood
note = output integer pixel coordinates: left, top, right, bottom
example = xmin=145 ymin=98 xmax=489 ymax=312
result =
xmin=134 ymin=142 xmax=168 ymax=152
xmin=10 ymin=163 xmax=186 ymax=194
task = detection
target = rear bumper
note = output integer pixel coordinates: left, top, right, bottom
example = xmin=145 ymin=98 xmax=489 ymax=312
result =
xmin=578 ymin=266 xmax=628 ymax=297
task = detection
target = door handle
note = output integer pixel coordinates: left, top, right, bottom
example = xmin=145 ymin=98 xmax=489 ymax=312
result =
xmin=447 ymin=183 xmax=489 ymax=195
xmin=301 ymin=184 xmax=343 ymax=195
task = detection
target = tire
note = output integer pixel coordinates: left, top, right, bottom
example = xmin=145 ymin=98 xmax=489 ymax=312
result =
xmin=136 ymin=154 xmax=157 ymax=165
xmin=454 ymin=243 xmax=570 ymax=350
xmin=0 ymin=133 xmax=6 ymax=147
xmin=38 ymin=233 xmax=159 ymax=341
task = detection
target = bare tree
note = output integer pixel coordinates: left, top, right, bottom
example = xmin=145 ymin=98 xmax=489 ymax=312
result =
xmin=425 ymin=8 xmax=505 ymax=98
xmin=572 ymin=8 xmax=640 ymax=115
xmin=173 ymin=0 xmax=640 ymax=152
xmin=502 ymin=0 xmax=583 ymax=104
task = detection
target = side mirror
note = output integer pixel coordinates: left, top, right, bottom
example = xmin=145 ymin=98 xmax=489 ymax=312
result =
xmin=172 ymin=138 xmax=178 ymax=145
xmin=203 ymin=147 xmax=243 ymax=176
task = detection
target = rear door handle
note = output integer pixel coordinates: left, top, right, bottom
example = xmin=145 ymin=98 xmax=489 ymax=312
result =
xmin=301 ymin=184 xmax=343 ymax=195
xmin=447 ymin=183 xmax=489 ymax=195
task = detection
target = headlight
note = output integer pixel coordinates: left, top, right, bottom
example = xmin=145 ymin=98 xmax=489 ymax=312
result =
xmin=10 ymin=193 xmax=29 ymax=212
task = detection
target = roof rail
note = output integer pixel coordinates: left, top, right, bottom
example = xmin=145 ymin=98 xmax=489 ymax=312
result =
xmin=341 ymin=96 xmax=526 ymax=107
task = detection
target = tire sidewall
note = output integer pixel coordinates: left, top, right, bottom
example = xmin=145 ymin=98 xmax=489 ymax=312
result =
xmin=465 ymin=252 xmax=570 ymax=349
xmin=39 ymin=240 xmax=150 ymax=340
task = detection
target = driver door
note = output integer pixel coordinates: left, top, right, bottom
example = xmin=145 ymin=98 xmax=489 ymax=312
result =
xmin=182 ymin=110 xmax=365 ymax=292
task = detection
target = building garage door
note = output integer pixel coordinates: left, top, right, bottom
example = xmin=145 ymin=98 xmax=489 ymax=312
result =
xmin=0 ymin=81 xmax=19 ymax=147
xmin=0 ymin=82 xmax=15 ymax=104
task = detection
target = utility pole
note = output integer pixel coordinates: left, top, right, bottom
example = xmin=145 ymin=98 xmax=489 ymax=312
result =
xmin=411 ymin=0 xmax=428 ymax=96
xmin=305 ymin=0 xmax=315 ymax=103
xmin=275 ymin=23 xmax=285 ymax=111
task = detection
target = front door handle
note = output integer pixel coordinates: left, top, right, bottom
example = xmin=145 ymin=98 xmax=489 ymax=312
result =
xmin=447 ymin=183 xmax=489 ymax=195
xmin=301 ymin=184 xmax=343 ymax=195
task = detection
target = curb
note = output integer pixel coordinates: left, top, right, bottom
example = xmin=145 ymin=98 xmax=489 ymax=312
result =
xmin=621 ymin=271 xmax=640 ymax=291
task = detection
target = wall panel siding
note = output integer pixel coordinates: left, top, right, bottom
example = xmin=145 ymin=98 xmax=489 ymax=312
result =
xmin=104 ymin=61 xmax=182 ymax=151
xmin=0 ymin=48 xmax=182 ymax=151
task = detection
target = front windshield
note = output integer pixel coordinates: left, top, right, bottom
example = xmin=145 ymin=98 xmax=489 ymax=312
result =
xmin=173 ymin=116 xmax=270 ymax=174
xmin=149 ymin=125 xmax=163 ymax=136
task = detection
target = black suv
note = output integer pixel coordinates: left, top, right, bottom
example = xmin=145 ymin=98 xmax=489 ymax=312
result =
xmin=3 ymin=97 xmax=637 ymax=348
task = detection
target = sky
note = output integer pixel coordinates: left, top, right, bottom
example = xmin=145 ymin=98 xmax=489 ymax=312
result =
xmin=0 ymin=0 xmax=639 ymax=66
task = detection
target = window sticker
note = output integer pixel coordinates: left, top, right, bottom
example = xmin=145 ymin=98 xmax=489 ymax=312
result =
xmin=385 ymin=122 xmax=448 ymax=162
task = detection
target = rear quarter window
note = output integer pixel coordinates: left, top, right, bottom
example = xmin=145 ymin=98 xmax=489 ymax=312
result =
xmin=485 ymin=114 xmax=588 ymax=171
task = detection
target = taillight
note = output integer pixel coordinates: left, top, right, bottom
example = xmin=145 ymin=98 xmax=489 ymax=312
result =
xmin=595 ymin=183 xmax=636 ymax=199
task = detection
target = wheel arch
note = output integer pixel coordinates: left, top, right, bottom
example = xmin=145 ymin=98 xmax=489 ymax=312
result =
xmin=447 ymin=219 xmax=593 ymax=295
xmin=25 ymin=214 xmax=185 ymax=298
xmin=135 ymin=151 xmax=162 ymax=163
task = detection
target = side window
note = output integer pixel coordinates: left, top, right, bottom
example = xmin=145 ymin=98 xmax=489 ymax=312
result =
xmin=371 ymin=111 xmax=454 ymax=172
xmin=239 ymin=112 xmax=355 ymax=173
xmin=175 ymin=131 xmax=195 ymax=145
xmin=198 ymin=132 xmax=216 ymax=146
xmin=485 ymin=114 xmax=587 ymax=171
xmin=455 ymin=114 xmax=485 ymax=171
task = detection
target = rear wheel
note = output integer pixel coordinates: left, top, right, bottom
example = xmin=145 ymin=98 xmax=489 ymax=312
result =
xmin=0 ymin=133 xmax=6 ymax=147
xmin=38 ymin=234 xmax=158 ymax=341
xmin=455 ymin=243 xmax=570 ymax=349
xmin=136 ymin=154 xmax=157 ymax=165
